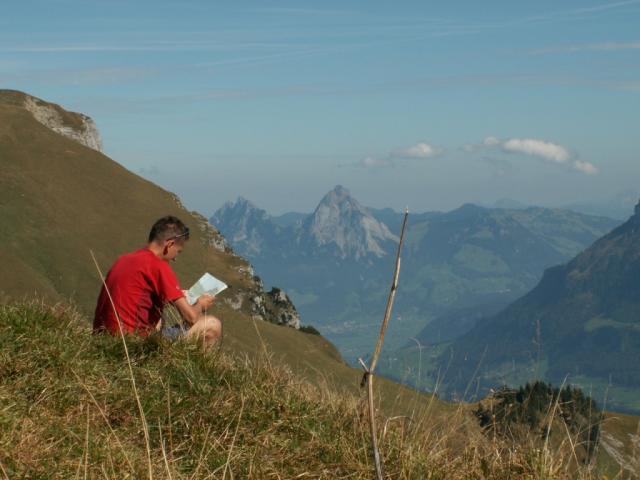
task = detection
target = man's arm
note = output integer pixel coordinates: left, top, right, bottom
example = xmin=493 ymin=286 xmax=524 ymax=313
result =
xmin=174 ymin=295 xmax=214 ymax=325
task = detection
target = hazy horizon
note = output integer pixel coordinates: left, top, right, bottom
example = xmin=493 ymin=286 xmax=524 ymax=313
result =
xmin=207 ymin=184 xmax=639 ymax=219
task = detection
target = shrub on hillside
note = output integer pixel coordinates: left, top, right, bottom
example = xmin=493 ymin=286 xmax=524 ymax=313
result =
xmin=475 ymin=381 xmax=603 ymax=462
xmin=299 ymin=324 xmax=321 ymax=335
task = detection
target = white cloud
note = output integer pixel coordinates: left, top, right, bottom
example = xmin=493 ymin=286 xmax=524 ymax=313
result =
xmin=573 ymin=160 xmax=598 ymax=175
xmin=470 ymin=136 xmax=598 ymax=175
xmin=501 ymin=138 xmax=570 ymax=163
xmin=394 ymin=142 xmax=443 ymax=159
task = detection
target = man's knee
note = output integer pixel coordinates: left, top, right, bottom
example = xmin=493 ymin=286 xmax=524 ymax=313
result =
xmin=187 ymin=315 xmax=222 ymax=345
xmin=201 ymin=316 xmax=221 ymax=336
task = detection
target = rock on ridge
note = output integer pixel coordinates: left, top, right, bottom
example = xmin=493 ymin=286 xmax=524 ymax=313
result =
xmin=225 ymin=275 xmax=300 ymax=329
xmin=249 ymin=285 xmax=301 ymax=329
xmin=266 ymin=287 xmax=301 ymax=329
xmin=23 ymin=95 xmax=103 ymax=152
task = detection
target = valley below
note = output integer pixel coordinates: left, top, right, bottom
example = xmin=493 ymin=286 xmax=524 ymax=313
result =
xmin=211 ymin=186 xmax=640 ymax=415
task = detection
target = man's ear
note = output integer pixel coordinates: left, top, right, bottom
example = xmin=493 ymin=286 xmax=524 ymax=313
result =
xmin=163 ymin=240 xmax=172 ymax=256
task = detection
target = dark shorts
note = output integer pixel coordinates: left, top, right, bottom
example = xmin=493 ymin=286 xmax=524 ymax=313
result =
xmin=161 ymin=325 xmax=189 ymax=341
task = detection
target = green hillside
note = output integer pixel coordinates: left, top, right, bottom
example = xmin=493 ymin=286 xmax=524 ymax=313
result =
xmin=399 ymin=201 xmax=640 ymax=414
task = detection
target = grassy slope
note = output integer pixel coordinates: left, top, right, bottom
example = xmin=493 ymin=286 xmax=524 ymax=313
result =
xmin=0 ymin=91 xmax=248 ymax=312
xmin=2 ymin=302 xmax=633 ymax=479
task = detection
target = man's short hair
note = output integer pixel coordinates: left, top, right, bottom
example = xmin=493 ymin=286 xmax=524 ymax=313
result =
xmin=148 ymin=216 xmax=190 ymax=243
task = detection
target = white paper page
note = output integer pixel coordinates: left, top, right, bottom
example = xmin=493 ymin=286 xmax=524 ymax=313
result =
xmin=187 ymin=273 xmax=228 ymax=305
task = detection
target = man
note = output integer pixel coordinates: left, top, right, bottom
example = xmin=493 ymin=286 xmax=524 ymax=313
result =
xmin=93 ymin=215 xmax=222 ymax=347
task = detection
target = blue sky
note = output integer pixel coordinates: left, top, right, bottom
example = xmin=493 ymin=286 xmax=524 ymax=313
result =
xmin=2 ymin=0 xmax=639 ymax=214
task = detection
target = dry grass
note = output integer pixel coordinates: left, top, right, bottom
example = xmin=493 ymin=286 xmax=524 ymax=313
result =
xmin=0 ymin=302 xmax=624 ymax=479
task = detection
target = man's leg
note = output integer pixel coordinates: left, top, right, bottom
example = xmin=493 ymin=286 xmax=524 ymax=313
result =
xmin=185 ymin=315 xmax=222 ymax=348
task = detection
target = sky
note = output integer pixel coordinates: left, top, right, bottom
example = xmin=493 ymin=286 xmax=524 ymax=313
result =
xmin=2 ymin=0 xmax=639 ymax=215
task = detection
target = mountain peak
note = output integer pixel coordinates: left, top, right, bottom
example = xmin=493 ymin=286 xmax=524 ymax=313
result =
xmin=210 ymin=197 xmax=275 ymax=255
xmin=319 ymin=185 xmax=353 ymax=206
xmin=306 ymin=186 xmax=398 ymax=259
xmin=448 ymin=203 xmax=487 ymax=220
xmin=214 ymin=196 xmax=270 ymax=221
xmin=331 ymin=184 xmax=350 ymax=196
xmin=234 ymin=196 xmax=259 ymax=211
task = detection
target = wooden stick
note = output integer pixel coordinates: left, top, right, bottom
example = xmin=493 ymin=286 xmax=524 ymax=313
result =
xmin=359 ymin=208 xmax=409 ymax=480
xmin=369 ymin=209 xmax=409 ymax=375
xmin=368 ymin=372 xmax=384 ymax=478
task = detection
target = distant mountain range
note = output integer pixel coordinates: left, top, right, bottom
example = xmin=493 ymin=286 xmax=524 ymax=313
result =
xmin=211 ymin=186 xmax=619 ymax=362
xmin=388 ymin=200 xmax=640 ymax=413
xmin=479 ymin=191 xmax=639 ymax=221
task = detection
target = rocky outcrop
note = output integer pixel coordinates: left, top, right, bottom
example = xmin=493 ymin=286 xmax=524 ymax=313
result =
xmin=265 ymin=287 xmax=301 ymax=329
xmin=217 ymin=273 xmax=300 ymax=329
xmin=245 ymin=279 xmax=300 ymax=329
xmin=223 ymin=292 xmax=244 ymax=311
xmin=23 ymin=95 xmax=103 ymax=152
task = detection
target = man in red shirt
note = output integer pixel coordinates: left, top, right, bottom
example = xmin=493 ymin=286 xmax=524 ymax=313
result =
xmin=94 ymin=216 xmax=221 ymax=347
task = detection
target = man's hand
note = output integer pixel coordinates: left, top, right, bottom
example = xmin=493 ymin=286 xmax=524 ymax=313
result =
xmin=174 ymin=295 xmax=214 ymax=326
xmin=196 ymin=294 xmax=215 ymax=311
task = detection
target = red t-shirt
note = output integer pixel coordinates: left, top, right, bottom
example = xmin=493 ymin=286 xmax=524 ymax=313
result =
xmin=93 ymin=248 xmax=184 ymax=336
